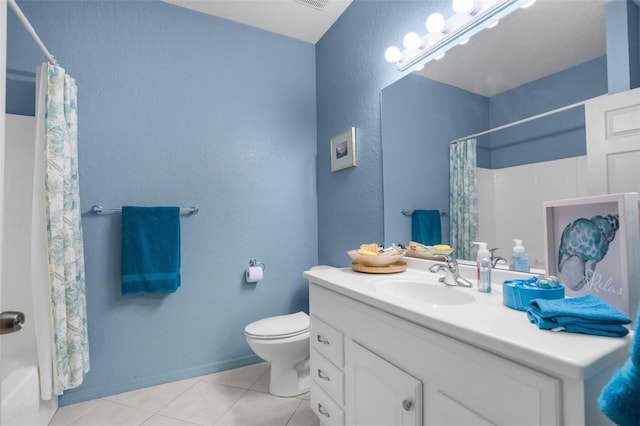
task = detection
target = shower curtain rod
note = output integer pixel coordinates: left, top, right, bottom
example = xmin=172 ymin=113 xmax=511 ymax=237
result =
xmin=8 ymin=0 xmax=58 ymax=66
xmin=450 ymin=100 xmax=586 ymax=144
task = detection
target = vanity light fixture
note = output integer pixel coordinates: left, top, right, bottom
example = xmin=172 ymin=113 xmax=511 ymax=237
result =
xmin=385 ymin=0 xmax=534 ymax=71
xmin=452 ymin=0 xmax=477 ymax=15
xmin=403 ymin=32 xmax=422 ymax=50
xmin=426 ymin=13 xmax=448 ymax=34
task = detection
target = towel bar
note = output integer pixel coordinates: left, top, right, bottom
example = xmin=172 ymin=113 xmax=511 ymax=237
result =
xmin=401 ymin=209 xmax=447 ymax=217
xmin=90 ymin=205 xmax=199 ymax=216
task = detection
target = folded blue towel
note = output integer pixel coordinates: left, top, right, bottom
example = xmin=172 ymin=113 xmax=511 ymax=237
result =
xmin=411 ymin=210 xmax=441 ymax=246
xmin=121 ymin=206 xmax=181 ymax=295
xmin=599 ymin=305 xmax=639 ymax=425
xmin=526 ymin=295 xmax=631 ymax=337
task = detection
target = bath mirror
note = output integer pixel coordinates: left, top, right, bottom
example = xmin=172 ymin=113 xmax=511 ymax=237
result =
xmin=381 ymin=0 xmax=610 ymax=271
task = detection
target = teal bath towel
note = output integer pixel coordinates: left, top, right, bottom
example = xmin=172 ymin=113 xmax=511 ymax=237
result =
xmin=599 ymin=305 xmax=640 ymax=425
xmin=526 ymin=295 xmax=631 ymax=337
xmin=121 ymin=206 xmax=181 ymax=295
xmin=411 ymin=210 xmax=442 ymax=246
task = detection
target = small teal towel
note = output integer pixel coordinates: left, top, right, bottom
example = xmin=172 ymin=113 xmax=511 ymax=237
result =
xmin=411 ymin=210 xmax=441 ymax=246
xmin=526 ymin=295 xmax=631 ymax=337
xmin=121 ymin=206 xmax=181 ymax=295
xmin=599 ymin=305 xmax=640 ymax=425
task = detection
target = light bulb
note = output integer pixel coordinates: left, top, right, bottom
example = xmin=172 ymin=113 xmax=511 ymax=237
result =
xmin=435 ymin=52 xmax=446 ymax=60
xmin=520 ymin=0 xmax=536 ymax=8
xmin=426 ymin=13 xmax=446 ymax=33
xmin=452 ymin=0 xmax=474 ymax=14
xmin=414 ymin=64 xmax=425 ymax=72
xmin=487 ymin=20 xmax=499 ymax=28
xmin=403 ymin=32 xmax=422 ymax=50
xmin=459 ymin=38 xmax=470 ymax=45
xmin=384 ymin=46 xmax=402 ymax=63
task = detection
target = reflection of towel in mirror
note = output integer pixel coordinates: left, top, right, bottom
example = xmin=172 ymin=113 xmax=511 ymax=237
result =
xmin=121 ymin=206 xmax=181 ymax=295
xmin=411 ymin=210 xmax=441 ymax=246
xmin=526 ymin=295 xmax=631 ymax=337
xmin=599 ymin=305 xmax=640 ymax=426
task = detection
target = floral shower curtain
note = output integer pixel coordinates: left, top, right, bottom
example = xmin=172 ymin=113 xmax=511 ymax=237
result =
xmin=35 ymin=63 xmax=90 ymax=396
xmin=449 ymin=138 xmax=478 ymax=260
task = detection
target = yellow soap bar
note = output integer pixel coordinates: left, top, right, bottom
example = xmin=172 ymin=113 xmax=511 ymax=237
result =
xmin=409 ymin=241 xmax=429 ymax=250
xmin=359 ymin=244 xmax=379 ymax=255
xmin=433 ymin=244 xmax=451 ymax=252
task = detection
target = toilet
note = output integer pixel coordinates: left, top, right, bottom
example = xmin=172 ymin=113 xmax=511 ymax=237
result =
xmin=244 ymin=311 xmax=311 ymax=397
xmin=244 ymin=265 xmax=335 ymax=397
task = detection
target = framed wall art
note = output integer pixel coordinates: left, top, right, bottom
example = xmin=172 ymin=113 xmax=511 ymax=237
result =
xmin=543 ymin=192 xmax=640 ymax=318
xmin=330 ymin=127 xmax=356 ymax=172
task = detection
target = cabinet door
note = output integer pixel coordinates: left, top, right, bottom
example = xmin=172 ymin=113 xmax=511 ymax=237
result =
xmin=346 ymin=340 xmax=422 ymax=426
xmin=424 ymin=387 xmax=495 ymax=426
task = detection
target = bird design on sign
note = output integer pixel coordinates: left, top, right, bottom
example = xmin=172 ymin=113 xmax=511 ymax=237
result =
xmin=558 ymin=214 xmax=619 ymax=291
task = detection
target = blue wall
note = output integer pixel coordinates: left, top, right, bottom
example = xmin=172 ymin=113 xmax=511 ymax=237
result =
xmin=315 ymin=0 xmax=439 ymax=267
xmin=381 ymin=74 xmax=488 ymax=246
xmin=606 ymin=0 xmax=640 ymax=93
xmin=7 ymin=0 xmax=317 ymax=405
xmin=487 ymin=56 xmax=608 ymax=169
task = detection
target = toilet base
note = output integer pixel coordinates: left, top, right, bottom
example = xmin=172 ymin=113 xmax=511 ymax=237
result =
xmin=269 ymin=358 xmax=310 ymax=397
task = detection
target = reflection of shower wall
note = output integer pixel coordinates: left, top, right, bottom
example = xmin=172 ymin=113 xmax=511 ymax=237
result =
xmin=477 ymin=156 xmax=588 ymax=269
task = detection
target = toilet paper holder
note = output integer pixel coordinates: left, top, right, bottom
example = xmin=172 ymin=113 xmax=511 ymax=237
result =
xmin=249 ymin=259 xmax=266 ymax=271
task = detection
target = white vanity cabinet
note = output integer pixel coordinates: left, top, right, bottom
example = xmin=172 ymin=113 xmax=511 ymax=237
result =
xmin=306 ymin=263 xmax=630 ymax=426
xmin=310 ymin=284 xmax=559 ymax=426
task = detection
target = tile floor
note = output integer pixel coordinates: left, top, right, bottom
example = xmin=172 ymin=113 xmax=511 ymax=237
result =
xmin=49 ymin=363 xmax=320 ymax=426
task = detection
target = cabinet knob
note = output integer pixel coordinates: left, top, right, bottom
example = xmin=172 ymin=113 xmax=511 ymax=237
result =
xmin=402 ymin=400 xmax=413 ymax=411
xmin=317 ymin=369 xmax=330 ymax=381
xmin=318 ymin=403 xmax=331 ymax=418
xmin=316 ymin=335 xmax=330 ymax=345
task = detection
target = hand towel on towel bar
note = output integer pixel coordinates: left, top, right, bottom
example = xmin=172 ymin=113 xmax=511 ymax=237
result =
xmin=121 ymin=206 xmax=181 ymax=295
xmin=599 ymin=304 xmax=640 ymax=426
xmin=411 ymin=209 xmax=442 ymax=246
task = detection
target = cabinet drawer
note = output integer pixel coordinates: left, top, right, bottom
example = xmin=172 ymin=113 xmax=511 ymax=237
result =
xmin=311 ymin=316 xmax=344 ymax=367
xmin=311 ymin=349 xmax=345 ymax=405
xmin=311 ymin=382 xmax=345 ymax=426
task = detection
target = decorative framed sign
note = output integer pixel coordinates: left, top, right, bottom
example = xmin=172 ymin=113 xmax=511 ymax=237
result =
xmin=330 ymin=128 xmax=356 ymax=172
xmin=543 ymin=193 xmax=639 ymax=318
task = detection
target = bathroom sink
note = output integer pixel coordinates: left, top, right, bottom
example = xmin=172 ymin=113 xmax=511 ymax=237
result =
xmin=370 ymin=277 xmax=476 ymax=306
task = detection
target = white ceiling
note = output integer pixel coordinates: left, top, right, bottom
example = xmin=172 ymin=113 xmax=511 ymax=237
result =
xmin=163 ymin=0 xmax=352 ymax=44
xmin=165 ymin=1 xmax=618 ymax=95
xmin=416 ymin=0 xmax=611 ymax=97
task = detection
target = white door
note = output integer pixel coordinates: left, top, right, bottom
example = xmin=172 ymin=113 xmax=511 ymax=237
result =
xmin=586 ymin=87 xmax=640 ymax=195
xmin=346 ymin=340 xmax=422 ymax=426
xmin=0 ymin=0 xmax=8 ymax=417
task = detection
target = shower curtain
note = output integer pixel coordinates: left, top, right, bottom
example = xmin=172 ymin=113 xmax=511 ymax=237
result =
xmin=32 ymin=63 xmax=89 ymax=399
xmin=449 ymin=138 xmax=478 ymax=260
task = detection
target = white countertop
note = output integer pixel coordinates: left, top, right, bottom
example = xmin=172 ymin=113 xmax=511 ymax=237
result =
xmin=304 ymin=257 xmax=632 ymax=381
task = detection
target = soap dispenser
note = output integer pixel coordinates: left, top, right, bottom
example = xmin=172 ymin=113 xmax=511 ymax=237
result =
xmin=473 ymin=242 xmax=491 ymax=293
xmin=510 ymin=239 xmax=530 ymax=273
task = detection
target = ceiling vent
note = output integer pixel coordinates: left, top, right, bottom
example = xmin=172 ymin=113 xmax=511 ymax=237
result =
xmin=294 ymin=0 xmax=329 ymax=11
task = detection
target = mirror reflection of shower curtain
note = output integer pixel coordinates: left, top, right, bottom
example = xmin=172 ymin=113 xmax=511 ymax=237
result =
xmin=33 ymin=63 xmax=89 ymax=398
xmin=449 ymin=138 xmax=478 ymax=260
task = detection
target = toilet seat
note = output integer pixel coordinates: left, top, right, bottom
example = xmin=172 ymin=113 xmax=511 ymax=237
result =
xmin=244 ymin=311 xmax=310 ymax=340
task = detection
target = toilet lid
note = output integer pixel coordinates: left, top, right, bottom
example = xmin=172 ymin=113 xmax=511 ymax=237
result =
xmin=245 ymin=311 xmax=310 ymax=339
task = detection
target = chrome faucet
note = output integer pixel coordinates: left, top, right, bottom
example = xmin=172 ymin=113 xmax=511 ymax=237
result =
xmin=428 ymin=255 xmax=473 ymax=287
xmin=489 ymin=248 xmax=507 ymax=268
